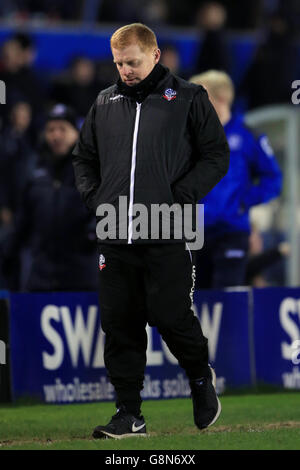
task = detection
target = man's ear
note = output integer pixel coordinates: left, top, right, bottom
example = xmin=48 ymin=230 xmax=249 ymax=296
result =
xmin=154 ymin=48 xmax=161 ymax=63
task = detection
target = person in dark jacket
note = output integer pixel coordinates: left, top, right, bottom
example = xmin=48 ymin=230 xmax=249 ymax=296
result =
xmin=49 ymin=57 xmax=101 ymax=118
xmin=189 ymin=70 xmax=282 ymax=288
xmin=0 ymin=101 xmax=37 ymax=288
xmin=0 ymin=101 xmax=37 ymax=220
xmin=246 ymin=225 xmax=290 ymax=287
xmin=2 ymin=104 xmax=98 ymax=292
xmin=240 ymin=13 xmax=298 ymax=110
xmin=0 ymin=33 xmax=45 ymax=126
xmin=193 ymin=2 xmax=231 ymax=75
xmin=72 ymin=23 xmax=230 ymax=439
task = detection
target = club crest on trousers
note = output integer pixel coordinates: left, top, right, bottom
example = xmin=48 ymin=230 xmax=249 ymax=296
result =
xmin=99 ymin=254 xmax=106 ymax=271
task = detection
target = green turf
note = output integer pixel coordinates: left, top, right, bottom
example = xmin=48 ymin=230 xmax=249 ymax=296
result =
xmin=1 ymin=393 xmax=300 ymax=450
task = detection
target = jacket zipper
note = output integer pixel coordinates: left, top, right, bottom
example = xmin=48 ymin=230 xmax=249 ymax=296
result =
xmin=128 ymin=102 xmax=141 ymax=244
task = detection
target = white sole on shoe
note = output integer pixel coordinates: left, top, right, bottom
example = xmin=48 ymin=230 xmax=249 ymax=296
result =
xmin=96 ymin=430 xmax=148 ymax=440
xmin=206 ymin=365 xmax=222 ymax=428
xmin=210 ymin=365 xmax=217 ymax=388
xmin=206 ymin=396 xmax=222 ymax=428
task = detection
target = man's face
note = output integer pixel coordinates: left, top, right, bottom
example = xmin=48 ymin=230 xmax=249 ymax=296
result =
xmin=11 ymin=102 xmax=32 ymax=132
xmin=112 ymin=43 xmax=160 ymax=86
xmin=2 ymin=40 xmax=25 ymax=72
xmin=44 ymin=120 xmax=78 ymax=156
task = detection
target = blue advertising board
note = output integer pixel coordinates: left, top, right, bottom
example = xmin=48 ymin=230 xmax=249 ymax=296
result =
xmin=253 ymin=288 xmax=300 ymax=389
xmin=9 ymin=288 xmax=300 ymax=403
xmin=193 ymin=288 xmax=253 ymax=391
xmin=9 ymin=292 xmax=113 ymax=403
xmin=0 ymin=290 xmax=10 ymax=402
xmin=9 ymin=289 xmax=254 ymax=403
xmin=141 ymin=288 xmax=252 ymax=401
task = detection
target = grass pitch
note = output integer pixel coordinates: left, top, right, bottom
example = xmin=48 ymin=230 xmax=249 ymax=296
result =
xmin=0 ymin=393 xmax=300 ymax=450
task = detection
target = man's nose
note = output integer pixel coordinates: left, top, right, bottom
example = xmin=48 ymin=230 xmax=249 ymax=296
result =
xmin=123 ymin=65 xmax=132 ymax=76
xmin=51 ymin=133 xmax=63 ymax=144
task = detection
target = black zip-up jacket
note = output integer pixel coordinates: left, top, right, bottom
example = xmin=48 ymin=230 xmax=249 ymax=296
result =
xmin=72 ymin=64 xmax=230 ymax=244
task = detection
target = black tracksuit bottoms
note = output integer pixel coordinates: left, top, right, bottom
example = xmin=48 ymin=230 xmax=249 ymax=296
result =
xmin=97 ymin=242 xmax=209 ymax=415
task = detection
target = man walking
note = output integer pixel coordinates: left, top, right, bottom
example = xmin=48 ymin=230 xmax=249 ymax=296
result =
xmin=72 ymin=23 xmax=230 ymax=439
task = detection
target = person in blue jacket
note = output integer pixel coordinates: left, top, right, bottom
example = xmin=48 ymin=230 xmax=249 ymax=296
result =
xmin=189 ymin=70 xmax=282 ymax=288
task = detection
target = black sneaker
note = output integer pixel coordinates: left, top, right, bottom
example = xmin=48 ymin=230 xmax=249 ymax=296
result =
xmin=92 ymin=407 xmax=147 ymax=439
xmin=189 ymin=366 xmax=221 ymax=430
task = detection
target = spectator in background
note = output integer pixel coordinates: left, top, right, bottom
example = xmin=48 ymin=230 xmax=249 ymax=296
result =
xmin=0 ymin=0 xmax=18 ymax=19
xmin=1 ymin=104 xmax=98 ymax=291
xmin=98 ymin=0 xmax=167 ymax=26
xmin=165 ymin=0 xmax=199 ymax=26
xmin=189 ymin=70 xmax=282 ymax=288
xmin=193 ymin=2 xmax=231 ymax=75
xmin=0 ymin=101 xmax=37 ymax=224
xmin=98 ymin=0 xmax=142 ymax=23
xmin=0 ymin=33 xmax=44 ymax=125
xmin=241 ymin=13 xmax=298 ymax=109
xmin=164 ymin=0 xmax=297 ymax=31
xmin=96 ymin=59 xmax=119 ymax=91
xmin=246 ymin=224 xmax=290 ymax=287
xmin=6 ymin=0 xmax=83 ymax=22
xmin=141 ymin=0 xmax=168 ymax=26
xmin=50 ymin=57 xmax=100 ymax=118
xmin=280 ymin=0 xmax=300 ymax=34
xmin=160 ymin=45 xmax=184 ymax=77
xmin=261 ymin=0 xmax=300 ymax=35
xmin=222 ymin=0 xmax=264 ymax=30
xmin=0 ymin=100 xmax=36 ymax=289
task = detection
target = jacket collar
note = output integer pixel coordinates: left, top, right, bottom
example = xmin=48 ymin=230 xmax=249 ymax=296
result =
xmin=117 ymin=63 xmax=169 ymax=103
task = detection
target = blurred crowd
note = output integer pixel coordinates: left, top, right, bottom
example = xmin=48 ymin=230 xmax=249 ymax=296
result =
xmin=0 ymin=0 xmax=297 ymax=291
xmin=0 ymin=0 xmax=300 ymax=33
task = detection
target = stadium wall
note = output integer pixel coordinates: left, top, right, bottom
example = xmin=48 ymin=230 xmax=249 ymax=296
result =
xmin=1 ymin=288 xmax=300 ymax=404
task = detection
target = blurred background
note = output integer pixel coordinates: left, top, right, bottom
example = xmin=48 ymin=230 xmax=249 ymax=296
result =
xmin=0 ymin=0 xmax=300 ymax=290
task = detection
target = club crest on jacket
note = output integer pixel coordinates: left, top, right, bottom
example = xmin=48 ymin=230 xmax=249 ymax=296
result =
xmin=163 ymin=88 xmax=177 ymax=101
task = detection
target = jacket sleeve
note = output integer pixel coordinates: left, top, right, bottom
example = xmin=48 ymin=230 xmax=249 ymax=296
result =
xmin=172 ymin=87 xmax=230 ymax=205
xmin=72 ymin=103 xmax=101 ymax=211
xmin=242 ymin=133 xmax=282 ymax=210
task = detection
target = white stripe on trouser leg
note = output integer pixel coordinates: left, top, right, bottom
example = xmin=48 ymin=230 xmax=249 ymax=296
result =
xmin=190 ymin=265 xmax=196 ymax=307
xmin=186 ymin=243 xmax=196 ymax=307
